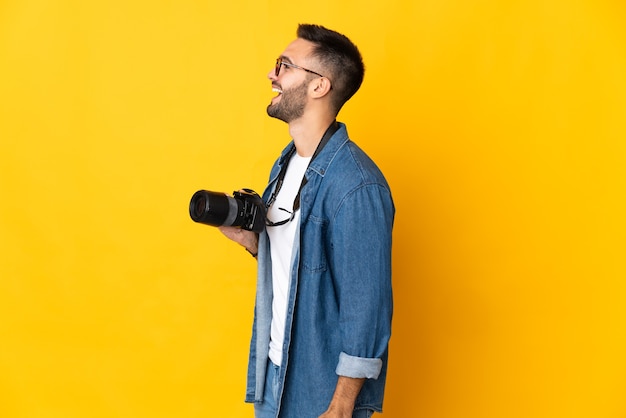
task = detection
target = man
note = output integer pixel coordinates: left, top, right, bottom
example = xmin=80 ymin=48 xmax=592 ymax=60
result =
xmin=219 ymin=24 xmax=394 ymax=418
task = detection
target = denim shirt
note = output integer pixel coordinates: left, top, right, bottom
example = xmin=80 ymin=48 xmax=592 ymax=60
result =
xmin=245 ymin=123 xmax=394 ymax=417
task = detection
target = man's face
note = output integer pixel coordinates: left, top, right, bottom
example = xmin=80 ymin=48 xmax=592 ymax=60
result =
xmin=266 ymin=39 xmax=319 ymax=123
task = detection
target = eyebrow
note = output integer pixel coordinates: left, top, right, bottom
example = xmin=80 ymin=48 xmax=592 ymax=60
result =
xmin=278 ymin=55 xmax=294 ymax=64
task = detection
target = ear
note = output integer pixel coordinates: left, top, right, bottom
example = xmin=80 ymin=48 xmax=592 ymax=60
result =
xmin=309 ymin=77 xmax=332 ymax=99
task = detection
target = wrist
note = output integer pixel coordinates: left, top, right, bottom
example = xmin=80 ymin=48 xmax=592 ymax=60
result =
xmin=244 ymin=234 xmax=259 ymax=258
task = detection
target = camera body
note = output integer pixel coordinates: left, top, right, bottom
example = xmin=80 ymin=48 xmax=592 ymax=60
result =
xmin=189 ymin=189 xmax=265 ymax=233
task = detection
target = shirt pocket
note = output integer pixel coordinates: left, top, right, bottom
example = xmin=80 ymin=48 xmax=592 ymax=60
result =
xmin=300 ymin=215 xmax=328 ymax=272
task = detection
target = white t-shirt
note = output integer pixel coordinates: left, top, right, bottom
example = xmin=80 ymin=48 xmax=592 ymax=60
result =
xmin=266 ymin=153 xmax=311 ymax=366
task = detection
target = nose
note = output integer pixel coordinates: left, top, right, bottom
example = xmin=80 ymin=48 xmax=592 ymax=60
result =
xmin=268 ymin=67 xmax=277 ymax=81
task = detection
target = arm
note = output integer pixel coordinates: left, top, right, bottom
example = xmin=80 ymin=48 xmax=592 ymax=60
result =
xmin=218 ymin=226 xmax=259 ymax=258
xmin=318 ymin=376 xmax=366 ymax=418
xmin=325 ymin=183 xmax=394 ymax=412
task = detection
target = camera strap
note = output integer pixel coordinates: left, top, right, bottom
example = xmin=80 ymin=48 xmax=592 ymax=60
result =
xmin=266 ymin=121 xmax=339 ymax=225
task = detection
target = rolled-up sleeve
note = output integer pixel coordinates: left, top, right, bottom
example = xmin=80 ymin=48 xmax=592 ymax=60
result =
xmin=336 ymin=351 xmax=383 ymax=379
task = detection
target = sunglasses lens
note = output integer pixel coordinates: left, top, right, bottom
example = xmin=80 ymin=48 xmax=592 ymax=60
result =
xmin=275 ymin=59 xmax=281 ymax=76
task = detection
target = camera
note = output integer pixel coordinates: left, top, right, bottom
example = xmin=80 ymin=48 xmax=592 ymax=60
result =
xmin=189 ymin=189 xmax=266 ymax=233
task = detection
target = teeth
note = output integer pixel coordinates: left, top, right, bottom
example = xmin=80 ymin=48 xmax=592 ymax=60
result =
xmin=272 ymin=87 xmax=283 ymax=94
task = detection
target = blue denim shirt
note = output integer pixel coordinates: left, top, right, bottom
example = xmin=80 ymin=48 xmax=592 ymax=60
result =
xmin=245 ymin=123 xmax=394 ymax=417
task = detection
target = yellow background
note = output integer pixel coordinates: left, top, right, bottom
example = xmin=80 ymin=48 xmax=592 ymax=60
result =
xmin=1 ymin=0 xmax=625 ymax=417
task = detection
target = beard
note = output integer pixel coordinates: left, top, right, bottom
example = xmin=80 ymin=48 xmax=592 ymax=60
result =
xmin=266 ymin=80 xmax=309 ymax=123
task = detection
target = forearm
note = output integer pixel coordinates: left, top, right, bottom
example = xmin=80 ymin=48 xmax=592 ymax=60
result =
xmin=319 ymin=376 xmax=366 ymax=418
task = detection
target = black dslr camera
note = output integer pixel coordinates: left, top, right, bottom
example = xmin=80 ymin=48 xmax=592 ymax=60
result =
xmin=189 ymin=189 xmax=266 ymax=233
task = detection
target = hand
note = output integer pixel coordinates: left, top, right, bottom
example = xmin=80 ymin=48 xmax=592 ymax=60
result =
xmin=218 ymin=226 xmax=258 ymax=255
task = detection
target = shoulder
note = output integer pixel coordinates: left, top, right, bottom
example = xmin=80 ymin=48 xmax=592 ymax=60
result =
xmin=327 ymin=139 xmax=390 ymax=191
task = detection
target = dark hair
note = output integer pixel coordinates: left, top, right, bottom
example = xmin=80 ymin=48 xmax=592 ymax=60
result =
xmin=297 ymin=24 xmax=365 ymax=114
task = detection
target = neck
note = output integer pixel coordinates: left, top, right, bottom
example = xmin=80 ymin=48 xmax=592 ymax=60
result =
xmin=288 ymin=113 xmax=336 ymax=157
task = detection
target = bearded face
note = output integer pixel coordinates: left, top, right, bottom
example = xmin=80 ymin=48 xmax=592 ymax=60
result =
xmin=266 ymin=79 xmax=310 ymax=123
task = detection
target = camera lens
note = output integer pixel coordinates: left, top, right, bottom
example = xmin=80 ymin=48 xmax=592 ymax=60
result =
xmin=191 ymin=193 xmax=208 ymax=220
xmin=189 ymin=190 xmax=239 ymax=227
